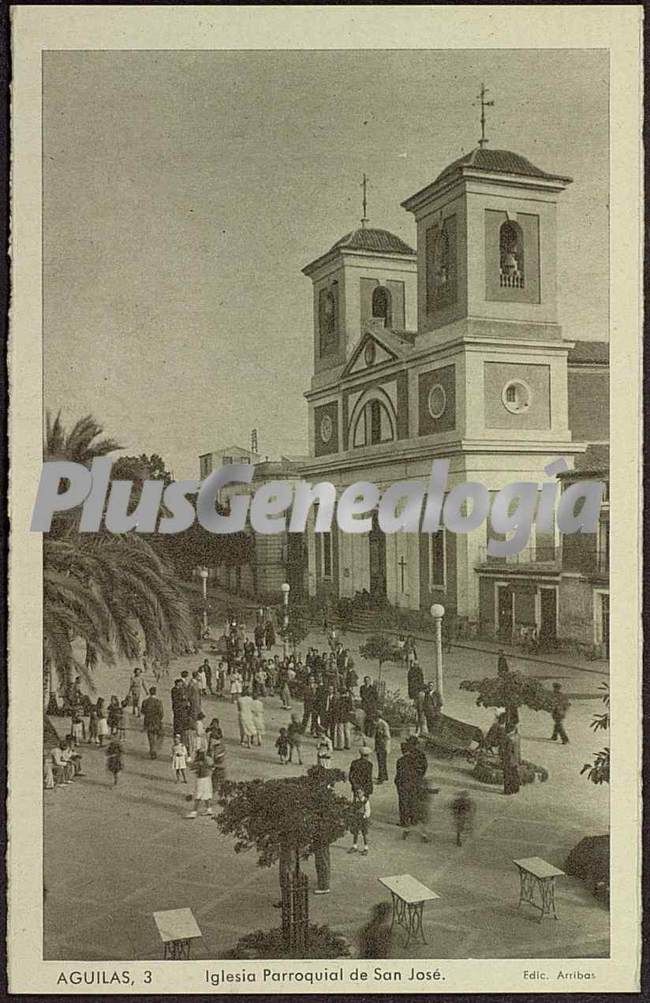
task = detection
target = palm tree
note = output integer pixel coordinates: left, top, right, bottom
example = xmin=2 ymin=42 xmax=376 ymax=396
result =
xmin=45 ymin=410 xmax=122 ymax=465
xmin=42 ymin=413 xmax=194 ymax=701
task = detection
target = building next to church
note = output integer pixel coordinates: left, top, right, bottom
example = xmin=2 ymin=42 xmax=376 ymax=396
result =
xmin=203 ymin=452 xmax=309 ymax=600
xmin=298 ymin=144 xmax=609 ymax=652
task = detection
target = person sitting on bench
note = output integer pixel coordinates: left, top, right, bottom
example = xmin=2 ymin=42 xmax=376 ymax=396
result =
xmin=63 ymin=735 xmax=83 ymax=777
xmin=51 ymin=740 xmax=74 ymax=785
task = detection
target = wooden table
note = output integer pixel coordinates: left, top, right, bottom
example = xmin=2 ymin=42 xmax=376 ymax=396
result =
xmin=514 ymin=857 xmax=565 ymax=921
xmin=153 ymin=908 xmax=202 ymax=959
xmin=379 ymin=874 xmax=440 ymax=946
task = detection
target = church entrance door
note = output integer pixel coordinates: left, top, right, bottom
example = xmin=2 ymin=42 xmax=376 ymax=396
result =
xmin=368 ymin=515 xmax=386 ymax=599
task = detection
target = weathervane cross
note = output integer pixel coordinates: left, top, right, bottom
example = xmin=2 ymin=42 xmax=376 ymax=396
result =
xmin=475 ymin=83 xmax=495 ymax=148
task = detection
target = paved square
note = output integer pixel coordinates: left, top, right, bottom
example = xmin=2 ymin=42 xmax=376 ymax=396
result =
xmin=44 ymin=626 xmax=609 ymax=960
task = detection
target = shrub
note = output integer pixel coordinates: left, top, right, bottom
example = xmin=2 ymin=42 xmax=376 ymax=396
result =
xmin=228 ymin=923 xmax=352 ymax=960
xmin=380 ymin=688 xmax=416 ymax=732
xmin=471 ymin=752 xmax=549 ymax=786
xmin=581 ymin=682 xmax=610 ymax=785
xmin=359 ymin=634 xmax=402 ymax=683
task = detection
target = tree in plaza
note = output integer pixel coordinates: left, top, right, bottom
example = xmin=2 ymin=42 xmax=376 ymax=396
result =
xmin=111 ymin=452 xmax=173 ymax=487
xmin=42 ymin=412 xmax=194 ymax=695
xmin=46 ymin=410 xmax=122 ymax=467
xmin=581 ymin=682 xmax=610 ymax=785
xmin=216 ymin=767 xmax=356 ymax=939
xmin=45 ymin=411 xmax=122 ymax=537
xmin=358 ymin=634 xmax=402 ymax=685
xmin=459 ymin=666 xmax=560 ymax=722
xmin=275 ymin=603 xmax=311 ymax=654
xmin=43 ymin=532 xmax=194 ymax=694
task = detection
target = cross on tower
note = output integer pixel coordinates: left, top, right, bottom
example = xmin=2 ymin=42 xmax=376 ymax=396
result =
xmin=361 ymin=173 xmax=369 ymax=228
xmin=475 ymin=83 xmax=495 ymax=148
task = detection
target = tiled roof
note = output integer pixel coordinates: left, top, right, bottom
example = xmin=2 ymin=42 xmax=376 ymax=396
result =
xmin=559 ymin=444 xmax=609 ymax=477
xmin=331 ymin=227 xmax=415 ymax=256
xmin=434 ymin=147 xmax=573 ymax=184
xmin=567 ymin=341 xmax=609 ymax=364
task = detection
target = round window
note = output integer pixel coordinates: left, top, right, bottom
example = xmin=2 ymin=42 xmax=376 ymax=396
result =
xmin=427 ymin=384 xmax=447 ymax=419
xmin=364 ymin=341 xmax=376 ymax=366
xmin=502 ymin=379 xmax=532 ymax=414
xmin=320 ymin=414 xmax=333 ymax=443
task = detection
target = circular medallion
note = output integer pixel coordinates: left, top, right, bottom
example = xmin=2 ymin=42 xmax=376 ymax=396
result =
xmin=364 ymin=341 xmax=376 ymax=366
xmin=427 ymin=383 xmax=447 ymax=419
xmin=319 ymin=414 xmax=333 ymax=443
xmin=502 ymin=379 xmax=532 ymax=414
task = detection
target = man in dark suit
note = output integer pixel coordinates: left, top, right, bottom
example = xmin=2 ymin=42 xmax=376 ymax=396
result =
xmin=141 ymin=686 xmax=164 ymax=759
xmin=359 ymin=677 xmax=379 ymax=737
xmin=301 ymin=679 xmax=319 ymax=736
xmin=407 ymin=660 xmax=425 ymax=701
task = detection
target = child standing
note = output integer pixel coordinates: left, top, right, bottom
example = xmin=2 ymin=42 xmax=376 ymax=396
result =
xmin=287 ymin=714 xmax=303 ymax=765
xmin=172 ymin=734 xmax=188 ymax=783
xmin=275 ymin=727 xmax=289 ymax=765
xmin=449 ymin=790 xmax=476 ymax=847
xmin=185 ymin=751 xmax=214 ymax=818
xmin=349 ymin=789 xmax=371 ymax=855
xmin=316 ymin=733 xmax=333 ymax=769
xmin=96 ymin=698 xmax=109 ymax=747
xmin=71 ymin=708 xmax=85 ymax=746
xmin=105 ymin=738 xmax=123 ymax=786
xmin=88 ymin=701 xmax=99 ymax=745
xmin=229 ymin=667 xmax=243 ymax=703
xmin=107 ymin=696 xmax=123 ymax=738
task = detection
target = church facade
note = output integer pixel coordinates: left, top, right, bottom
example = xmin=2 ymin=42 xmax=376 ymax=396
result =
xmin=299 ymin=146 xmax=609 ymax=642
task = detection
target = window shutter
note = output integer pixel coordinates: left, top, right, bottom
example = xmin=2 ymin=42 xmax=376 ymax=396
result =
xmin=445 ymin=216 xmax=457 ymax=295
xmin=318 ymin=288 xmax=328 ymax=351
xmin=425 ymin=226 xmax=437 ymax=314
xmin=386 ymin=280 xmax=405 ymax=328
xmin=360 ymin=278 xmax=378 ymax=326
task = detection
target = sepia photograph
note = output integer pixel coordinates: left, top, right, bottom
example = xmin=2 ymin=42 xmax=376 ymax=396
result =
xmin=39 ymin=45 xmax=613 ymax=964
xmin=7 ymin=6 xmax=642 ymax=994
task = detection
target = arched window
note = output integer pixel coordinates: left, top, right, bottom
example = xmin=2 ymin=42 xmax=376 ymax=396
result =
xmin=371 ymin=285 xmax=392 ymax=326
xmin=352 ymin=397 xmax=395 ymax=447
xmin=434 ymin=227 xmax=450 ymax=287
xmin=318 ymin=282 xmax=338 ymax=353
xmin=500 ymin=221 xmax=525 ymax=288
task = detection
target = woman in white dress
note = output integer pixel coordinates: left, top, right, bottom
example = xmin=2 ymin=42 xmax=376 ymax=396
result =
xmin=195 ymin=712 xmax=208 ymax=753
xmin=250 ymin=696 xmax=265 ymax=747
xmin=237 ymin=689 xmax=257 ymax=749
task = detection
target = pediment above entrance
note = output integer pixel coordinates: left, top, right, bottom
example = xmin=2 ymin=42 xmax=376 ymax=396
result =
xmin=342 ymin=325 xmax=411 ymax=378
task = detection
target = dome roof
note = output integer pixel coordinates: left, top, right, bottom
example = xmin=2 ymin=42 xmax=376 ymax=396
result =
xmin=330 ymin=227 xmax=415 ymax=256
xmin=434 ymin=147 xmax=572 ymax=184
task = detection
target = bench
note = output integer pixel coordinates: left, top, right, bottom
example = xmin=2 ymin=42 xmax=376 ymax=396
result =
xmin=514 ymin=857 xmax=565 ymax=921
xmin=153 ymin=908 xmax=203 ymax=960
xmin=379 ymin=874 xmax=440 ymax=946
xmin=422 ymin=713 xmax=484 ymax=758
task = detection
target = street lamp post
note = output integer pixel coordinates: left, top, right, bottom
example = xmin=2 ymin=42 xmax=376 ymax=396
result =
xmin=281 ymin=582 xmax=291 ymax=660
xmin=430 ymin=603 xmax=445 ymax=701
xmin=199 ymin=567 xmax=209 ymax=637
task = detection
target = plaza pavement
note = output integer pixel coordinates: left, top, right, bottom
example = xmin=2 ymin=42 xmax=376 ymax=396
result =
xmin=43 ymin=625 xmax=609 ymax=961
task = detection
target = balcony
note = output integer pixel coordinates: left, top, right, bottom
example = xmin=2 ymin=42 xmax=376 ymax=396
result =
xmin=500 ymin=271 xmax=524 ymax=289
xmin=476 ymin=545 xmax=560 ymax=568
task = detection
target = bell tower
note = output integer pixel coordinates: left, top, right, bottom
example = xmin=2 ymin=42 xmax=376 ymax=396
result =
xmin=302 ymin=226 xmax=417 ymax=379
xmin=401 ymin=146 xmax=572 ymax=339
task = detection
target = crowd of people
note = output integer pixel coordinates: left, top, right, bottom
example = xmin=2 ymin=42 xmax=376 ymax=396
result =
xmin=46 ymin=614 xmax=572 ymax=874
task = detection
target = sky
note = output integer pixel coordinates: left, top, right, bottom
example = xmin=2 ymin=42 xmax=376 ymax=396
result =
xmin=43 ymin=49 xmax=609 ymax=479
